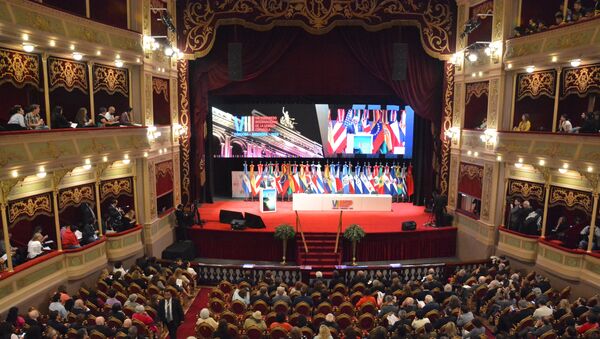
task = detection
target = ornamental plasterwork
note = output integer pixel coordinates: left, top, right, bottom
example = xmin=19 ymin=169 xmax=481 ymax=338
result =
xmin=100 ymin=178 xmax=133 ymax=200
xmin=508 ymin=180 xmax=544 ymax=200
xmin=459 ymin=162 xmax=483 ymax=181
xmin=480 ymin=163 xmax=493 ymax=220
xmin=452 ymin=82 xmax=463 ymax=126
xmin=448 ymin=154 xmax=459 ymax=208
xmin=178 ymin=60 xmax=191 ymax=203
xmin=440 ymin=63 xmax=454 ymax=196
xmin=487 ymin=78 xmax=499 ymax=129
xmin=144 ymin=73 xmax=154 ymax=125
xmin=491 ymin=0 xmax=503 ymax=42
xmin=156 ymin=160 xmax=174 ymax=178
xmin=58 ymin=185 xmax=94 ymax=211
xmin=94 ymin=64 xmax=129 ymax=96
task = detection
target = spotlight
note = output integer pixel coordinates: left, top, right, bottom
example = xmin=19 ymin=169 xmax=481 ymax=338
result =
xmin=72 ymin=52 xmax=83 ymax=61
xmin=37 ymin=166 xmax=47 ymax=178
xmin=102 ymin=156 xmax=108 ymax=162
xmin=478 ymin=71 xmax=483 ymax=77
xmin=11 ymin=170 xmax=18 ymax=178
xmin=467 ymin=150 xmax=472 ymax=156
xmin=562 ymin=163 xmax=569 ymax=169
xmin=558 ymin=168 xmax=567 ymax=174
xmin=70 ymin=44 xmax=75 ymax=50
xmin=474 ymin=151 xmax=479 ymax=157
xmin=22 ymin=33 xmax=29 ymax=41
xmin=484 ymin=47 xmax=491 ymax=56
xmin=164 ymin=47 xmax=174 ymax=57
xmin=22 ymin=43 xmax=34 ymax=53
xmin=588 ymin=166 xmax=594 ymax=173
xmin=143 ymin=152 xmax=148 ymax=157
xmin=518 ymin=158 xmax=524 ymax=163
xmin=123 ymin=154 xmax=130 ymax=165
xmin=538 ymin=159 xmax=545 ymax=166
xmin=115 ymin=54 xmax=121 ymax=59
xmin=115 ymin=59 xmax=124 ymax=68
xmin=468 ymin=53 xmax=478 ymax=62
xmin=507 ymin=63 xmax=513 ymax=69
xmin=471 ymin=73 xmax=476 ymax=77
xmin=526 ymin=65 xmax=535 ymax=73
xmin=83 ymin=159 xmax=92 ymax=170
xmin=570 ymin=59 xmax=581 ymax=67
xmin=96 ymin=50 xmax=101 ymax=56
xmin=515 ymin=162 xmax=523 ymax=168
xmin=136 ymin=58 xmax=141 ymax=63
xmin=159 ymin=149 xmax=163 ymax=155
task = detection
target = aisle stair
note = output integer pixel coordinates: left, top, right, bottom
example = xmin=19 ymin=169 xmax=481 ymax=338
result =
xmin=296 ymin=232 xmax=342 ymax=278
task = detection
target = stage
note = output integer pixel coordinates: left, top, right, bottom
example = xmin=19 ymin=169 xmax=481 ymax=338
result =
xmin=189 ymin=200 xmax=457 ymax=263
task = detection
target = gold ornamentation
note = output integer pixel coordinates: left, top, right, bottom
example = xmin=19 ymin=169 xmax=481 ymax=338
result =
xmin=144 ymin=73 xmax=153 ymax=125
xmin=492 ymin=0 xmax=503 ymax=42
xmin=93 ymin=64 xmax=129 ymax=96
xmin=152 ymin=77 xmax=169 ymax=101
xmin=440 ymin=62 xmax=453 ymax=195
xmin=58 ymin=185 xmax=94 ymax=211
xmin=8 ymin=194 xmax=52 ymax=224
xmin=465 ymin=81 xmax=488 ymax=106
xmin=481 ymin=163 xmax=493 ymax=220
xmin=549 ymin=186 xmax=592 ymax=212
xmin=562 ymin=63 xmax=600 ymax=97
xmin=181 ymin=0 xmax=454 ymax=59
xmin=517 ymin=70 xmax=556 ymax=101
xmin=100 ymin=178 xmax=133 ymax=201
xmin=178 ymin=60 xmax=191 ymax=203
xmin=487 ymin=78 xmax=498 ymax=129
xmin=459 ymin=162 xmax=483 ymax=181
xmin=508 ymin=180 xmax=544 ymax=200
xmin=48 ymin=57 xmax=88 ymax=92
xmin=452 ymin=82 xmax=463 ymax=127
xmin=156 ymin=160 xmax=173 ymax=179
xmin=471 ymin=1 xmax=493 ymax=18
xmin=0 ymin=49 xmax=40 ymax=88
xmin=448 ymin=154 xmax=458 ymax=207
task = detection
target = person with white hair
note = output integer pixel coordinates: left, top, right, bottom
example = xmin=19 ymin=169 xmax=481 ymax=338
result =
xmin=421 ymin=294 xmax=440 ymax=313
xmin=196 ymin=308 xmax=218 ymax=330
xmin=124 ymin=294 xmax=140 ymax=309
xmin=272 ymin=286 xmax=291 ymax=305
xmin=132 ymin=305 xmax=158 ymax=333
xmin=91 ymin=316 xmax=116 ymax=337
xmin=322 ymin=313 xmax=340 ymax=332
xmin=243 ymin=311 xmax=267 ymax=331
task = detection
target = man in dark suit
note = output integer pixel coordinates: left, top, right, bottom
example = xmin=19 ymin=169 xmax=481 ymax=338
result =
xmin=250 ymin=286 xmax=271 ymax=305
xmin=174 ymin=204 xmax=187 ymax=242
xmin=158 ymin=290 xmax=185 ymax=339
xmin=292 ymin=286 xmax=314 ymax=307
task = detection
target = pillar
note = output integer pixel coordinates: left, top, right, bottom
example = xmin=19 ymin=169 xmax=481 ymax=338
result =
xmin=95 ymin=179 xmax=103 ymax=236
xmin=88 ymin=62 xmax=96 ymax=124
xmin=551 ymin=67 xmax=562 ymax=132
xmin=1 ymin=202 xmax=13 ymax=271
xmin=540 ymin=183 xmax=551 ymax=238
xmin=587 ymin=192 xmax=599 ymax=252
xmin=51 ymin=189 xmax=63 ymax=251
xmin=41 ymin=53 xmax=51 ymax=127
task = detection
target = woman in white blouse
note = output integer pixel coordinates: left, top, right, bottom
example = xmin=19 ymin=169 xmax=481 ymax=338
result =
xmin=27 ymin=233 xmax=44 ymax=259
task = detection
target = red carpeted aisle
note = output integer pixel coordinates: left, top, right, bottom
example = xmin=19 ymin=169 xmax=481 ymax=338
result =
xmin=198 ymin=200 xmax=431 ymax=233
xmin=177 ymin=288 xmax=210 ymax=338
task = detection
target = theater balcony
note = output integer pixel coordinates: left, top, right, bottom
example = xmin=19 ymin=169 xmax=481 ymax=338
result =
xmin=497 ymin=228 xmax=539 ymax=263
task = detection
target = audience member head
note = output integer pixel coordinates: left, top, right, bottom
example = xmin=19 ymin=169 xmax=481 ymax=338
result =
xmin=9 ymin=105 xmax=23 ymax=116
xmin=325 ymin=313 xmax=335 ymax=323
xmin=6 ymin=307 xmax=19 ymax=323
xmin=317 ymin=325 xmax=332 ymax=339
xmin=289 ymin=327 xmax=302 ymax=339
xmin=276 ymin=286 xmax=285 ymax=296
xmin=344 ymin=326 xmax=359 ymax=339
xmin=275 ymin=312 xmax=286 ymax=324
xmin=199 ymin=308 xmax=210 ymax=320
xmin=123 ymin=318 xmax=132 ymax=328
xmin=315 ymin=271 xmax=323 ymax=279
xmin=134 ymin=305 xmax=145 ymax=314
xmin=216 ymin=319 xmax=228 ymax=332
xmin=424 ymin=295 xmax=433 ymax=304
xmin=522 ymin=113 xmax=530 ymax=122
xmin=52 ymin=106 xmax=63 ymax=116
xmin=95 ymin=316 xmax=105 ymax=326
xmin=99 ymin=107 xmax=107 ymax=114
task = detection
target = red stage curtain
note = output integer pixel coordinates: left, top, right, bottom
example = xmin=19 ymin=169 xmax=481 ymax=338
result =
xmin=152 ymin=77 xmax=171 ymax=125
xmin=458 ymin=162 xmax=483 ymax=199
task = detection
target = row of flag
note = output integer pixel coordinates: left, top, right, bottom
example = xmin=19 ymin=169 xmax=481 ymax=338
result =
xmin=241 ymin=162 xmax=414 ymax=198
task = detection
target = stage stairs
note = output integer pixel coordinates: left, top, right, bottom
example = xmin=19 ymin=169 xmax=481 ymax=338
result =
xmin=296 ymin=232 xmax=342 ymax=278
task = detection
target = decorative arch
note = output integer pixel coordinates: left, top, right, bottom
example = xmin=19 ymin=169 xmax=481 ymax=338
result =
xmin=177 ymin=0 xmax=456 ymax=60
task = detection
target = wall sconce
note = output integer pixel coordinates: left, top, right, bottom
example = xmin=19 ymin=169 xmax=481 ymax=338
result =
xmin=147 ymin=125 xmax=162 ymax=141
xmin=173 ymin=123 xmax=188 ymax=138
xmin=143 ymin=35 xmax=160 ymax=52
xmin=487 ymin=41 xmax=502 ymax=63
xmin=479 ymin=128 xmax=497 ymax=144
xmin=444 ymin=127 xmax=460 ymax=141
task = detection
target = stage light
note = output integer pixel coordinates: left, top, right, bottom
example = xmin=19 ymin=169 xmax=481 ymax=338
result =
xmin=496 ymin=155 xmax=502 ymax=162
xmin=478 ymin=71 xmax=483 ymax=77
xmin=551 ymin=56 xmax=558 ymax=62
xmin=471 ymin=73 xmax=476 ymax=77
xmin=72 ymin=52 xmax=83 ymax=61
xmin=11 ymin=170 xmax=18 ymax=178
xmin=588 ymin=166 xmax=593 ymax=173
xmin=526 ymin=65 xmax=535 ymax=73
xmin=507 ymin=63 xmax=513 ymax=69
xmin=22 ymin=43 xmax=34 ymax=52
xmin=570 ymin=59 xmax=581 ymax=67
xmin=159 ymin=149 xmax=163 ymax=155
xmin=102 ymin=156 xmax=108 ymax=162
xmin=116 ymin=54 xmax=121 ymax=59
xmin=83 ymin=159 xmax=92 ymax=170
xmin=115 ymin=59 xmax=124 ymax=68
xmin=562 ymin=163 xmax=569 ymax=169
xmin=484 ymin=47 xmax=491 ymax=56
xmin=468 ymin=52 xmax=478 ymax=62
xmin=136 ymin=58 xmax=141 ymax=63
xmin=538 ymin=159 xmax=545 ymax=166
xmin=164 ymin=47 xmax=174 ymax=57
xmin=37 ymin=166 xmax=47 ymax=178
xmin=49 ymin=39 xmax=56 ymax=47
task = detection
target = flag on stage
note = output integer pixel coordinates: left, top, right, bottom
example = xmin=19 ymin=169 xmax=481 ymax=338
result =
xmin=361 ymin=109 xmax=372 ymax=133
xmin=333 ymin=164 xmax=342 ymax=193
xmin=371 ymin=110 xmax=385 ymax=154
xmin=242 ymin=163 xmax=251 ymax=196
xmin=406 ymin=164 xmax=414 ymax=198
xmin=329 ymin=109 xmax=348 ymax=154
xmin=313 ymin=164 xmax=325 ymax=194
xmin=342 ymin=164 xmax=350 ymax=194
xmin=281 ymin=164 xmax=290 ymax=195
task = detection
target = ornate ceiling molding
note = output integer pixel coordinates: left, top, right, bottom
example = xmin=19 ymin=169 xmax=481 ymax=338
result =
xmin=179 ymin=0 xmax=456 ymax=60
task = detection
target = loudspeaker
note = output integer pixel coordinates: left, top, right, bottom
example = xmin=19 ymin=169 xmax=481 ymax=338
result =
xmin=245 ymin=212 xmax=266 ymax=229
xmin=402 ymin=221 xmax=417 ymax=231
xmin=392 ymin=43 xmax=407 ymax=81
xmin=219 ymin=209 xmax=244 ymax=224
xmin=228 ymin=42 xmax=243 ymax=81
xmin=162 ymin=240 xmax=196 ymax=261
xmin=231 ymin=219 xmax=246 ymax=230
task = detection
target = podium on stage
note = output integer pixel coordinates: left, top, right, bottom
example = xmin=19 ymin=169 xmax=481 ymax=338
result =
xmin=259 ymin=188 xmax=277 ymax=213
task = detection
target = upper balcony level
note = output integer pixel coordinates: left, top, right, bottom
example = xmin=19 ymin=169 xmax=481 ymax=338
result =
xmin=0 ymin=125 xmax=176 ymax=180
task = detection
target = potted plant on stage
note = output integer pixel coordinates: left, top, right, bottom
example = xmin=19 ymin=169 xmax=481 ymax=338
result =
xmin=274 ymin=224 xmax=295 ymax=264
xmin=343 ymin=224 xmax=365 ymax=266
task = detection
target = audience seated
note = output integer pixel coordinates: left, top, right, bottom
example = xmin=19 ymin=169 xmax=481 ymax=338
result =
xmin=513 ymin=114 xmax=532 ymax=132
xmin=50 ymin=106 xmax=72 ymax=129
xmin=514 ymin=0 xmax=598 ymax=37
xmin=24 ymin=104 xmax=47 ymax=130
xmin=6 ymin=105 xmax=26 ymax=130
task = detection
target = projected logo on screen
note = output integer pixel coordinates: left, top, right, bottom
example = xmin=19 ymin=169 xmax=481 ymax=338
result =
xmin=233 ymin=116 xmax=280 ymax=137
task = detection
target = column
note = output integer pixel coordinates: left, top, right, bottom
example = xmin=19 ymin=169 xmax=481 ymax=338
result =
xmin=51 ymin=189 xmax=63 ymax=251
xmin=551 ymin=67 xmax=562 ymax=132
xmin=540 ymin=183 xmax=551 ymax=238
xmin=587 ymin=192 xmax=599 ymax=252
xmin=88 ymin=62 xmax=96 ymax=124
xmin=1 ymin=202 xmax=13 ymax=272
xmin=132 ymin=163 xmax=140 ymax=223
xmin=95 ymin=178 xmax=103 ymax=236
xmin=41 ymin=53 xmax=51 ymax=127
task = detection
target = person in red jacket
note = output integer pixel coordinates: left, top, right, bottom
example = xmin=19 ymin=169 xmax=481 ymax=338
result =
xmin=356 ymin=289 xmax=377 ymax=308
xmin=61 ymin=225 xmax=80 ymax=249
xmin=577 ymin=313 xmax=599 ymax=334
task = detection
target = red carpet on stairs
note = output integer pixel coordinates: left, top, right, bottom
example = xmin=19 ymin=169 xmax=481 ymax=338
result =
xmin=177 ymin=288 xmax=210 ymax=338
xmin=296 ymin=233 xmax=341 ymax=277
